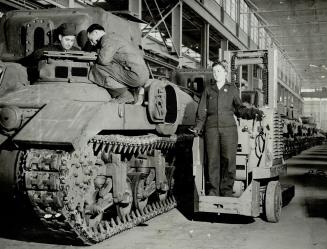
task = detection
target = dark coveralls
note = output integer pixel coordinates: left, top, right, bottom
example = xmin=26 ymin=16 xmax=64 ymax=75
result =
xmin=194 ymin=81 xmax=256 ymax=196
xmin=88 ymin=34 xmax=149 ymax=97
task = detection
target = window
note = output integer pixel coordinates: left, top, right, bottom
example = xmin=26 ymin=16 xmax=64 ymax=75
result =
xmin=230 ymin=0 xmax=236 ymax=20
xmin=283 ymin=63 xmax=287 ymax=83
xmin=280 ymin=58 xmax=284 ymax=80
xmin=266 ymin=35 xmax=272 ymax=48
xmin=283 ymin=90 xmax=287 ymax=105
xmin=286 ymin=65 xmax=290 ymax=85
xmin=259 ymin=28 xmax=266 ymax=49
xmin=251 ymin=13 xmax=259 ymax=44
xmin=277 ymin=51 xmax=282 ymax=79
xmin=225 ymin=0 xmax=231 ymax=15
xmin=253 ymin=65 xmax=258 ymax=78
xmin=242 ymin=65 xmax=248 ymax=81
xmin=214 ymin=0 xmax=222 ymax=6
xmin=290 ymin=71 xmax=294 ymax=90
xmin=280 ymin=86 xmax=284 ymax=103
xmin=225 ymin=0 xmax=237 ymax=21
xmin=240 ymin=0 xmax=249 ymax=34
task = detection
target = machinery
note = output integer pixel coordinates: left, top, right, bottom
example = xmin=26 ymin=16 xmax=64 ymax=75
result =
xmin=0 ymin=8 xmax=198 ymax=244
xmin=282 ymin=114 xmax=325 ymax=159
xmin=299 ymin=116 xmax=325 ymax=149
xmin=176 ymin=49 xmax=294 ymax=222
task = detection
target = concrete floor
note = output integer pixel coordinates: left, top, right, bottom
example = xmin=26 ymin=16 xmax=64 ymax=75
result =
xmin=1 ymin=145 xmax=327 ymax=249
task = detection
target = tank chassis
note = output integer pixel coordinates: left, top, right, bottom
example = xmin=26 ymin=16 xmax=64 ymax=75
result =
xmin=0 ymin=8 xmax=197 ymax=244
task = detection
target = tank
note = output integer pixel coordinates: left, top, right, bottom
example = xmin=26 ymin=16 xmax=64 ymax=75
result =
xmin=0 ymin=8 xmax=198 ymax=244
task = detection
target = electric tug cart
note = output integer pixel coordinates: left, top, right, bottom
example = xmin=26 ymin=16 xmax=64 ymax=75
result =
xmin=191 ymin=49 xmax=295 ymax=222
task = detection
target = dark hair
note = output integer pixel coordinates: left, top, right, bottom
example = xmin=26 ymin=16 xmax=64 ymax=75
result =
xmin=58 ymin=23 xmax=76 ymax=36
xmin=212 ymin=59 xmax=228 ymax=71
xmin=87 ymin=24 xmax=105 ymax=33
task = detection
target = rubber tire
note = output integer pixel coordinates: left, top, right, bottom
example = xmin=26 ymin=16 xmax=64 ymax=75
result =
xmin=264 ymin=180 xmax=282 ymax=223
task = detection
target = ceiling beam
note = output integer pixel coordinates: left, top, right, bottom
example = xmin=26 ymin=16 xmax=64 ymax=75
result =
xmin=279 ymin=42 xmax=327 ymax=47
xmin=0 ymin=0 xmax=42 ymax=9
xmin=302 ymin=71 xmax=327 ymax=74
xmin=302 ymin=81 xmax=327 ymax=83
xmin=293 ymin=62 xmax=327 ymax=65
xmin=41 ymin=0 xmax=68 ymax=8
xmin=39 ymin=0 xmax=89 ymax=8
xmin=302 ymin=77 xmax=327 ymax=80
xmin=255 ymin=21 xmax=327 ymax=28
xmin=0 ymin=0 xmax=26 ymax=9
xmin=274 ymin=33 xmax=327 ymax=38
xmin=289 ymin=58 xmax=327 ymax=61
xmin=302 ymin=83 xmax=327 ymax=85
xmin=241 ymin=7 xmax=327 ymax=14
xmin=240 ymin=7 xmax=327 ymax=14
xmin=283 ymin=50 xmax=327 ymax=55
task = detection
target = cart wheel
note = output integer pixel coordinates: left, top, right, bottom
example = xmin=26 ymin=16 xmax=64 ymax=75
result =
xmin=264 ymin=180 xmax=282 ymax=223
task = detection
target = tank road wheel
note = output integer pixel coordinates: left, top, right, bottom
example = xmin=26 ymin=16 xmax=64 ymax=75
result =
xmin=264 ymin=180 xmax=282 ymax=223
xmin=157 ymin=168 xmax=174 ymax=202
xmin=165 ymin=166 xmax=175 ymax=196
xmin=84 ymin=176 xmax=113 ymax=229
xmin=156 ymin=180 xmax=169 ymax=202
xmin=84 ymin=210 xmax=104 ymax=231
xmin=148 ymin=185 xmax=167 ymax=203
xmin=131 ymin=174 xmax=149 ymax=212
xmin=157 ymin=190 xmax=168 ymax=202
xmin=154 ymin=170 xmax=171 ymax=202
xmin=116 ymin=178 xmax=133 ymax=219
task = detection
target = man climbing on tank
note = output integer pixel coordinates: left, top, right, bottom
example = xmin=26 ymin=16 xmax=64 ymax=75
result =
xmin=33 ymin=22 xmax=80 ymax=60
xmin=190 ymin=60 xmax=263 ymax=197
xmin=85 ymin=24 xmax=149 ymax=104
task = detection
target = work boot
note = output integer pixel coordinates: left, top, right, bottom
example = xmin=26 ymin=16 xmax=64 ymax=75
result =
xmin=207 ymin=188 xmax=219 ymax=196
xmin=220 ymin=190 xmax=233 ymax=197
xmin=112 ymin=90 xmax=134 ymax=104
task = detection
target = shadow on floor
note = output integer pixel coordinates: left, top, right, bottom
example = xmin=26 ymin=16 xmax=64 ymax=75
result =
xmin=283 ymin=173 xmax=327 ymax=190
xmin=191 ymin=212 xmax=255 ymax=224
xmin=286 ymin=161 xmax=327 ymax=168
xmin=290 ymin=155 xmax=327 ymax=161
xmin=0 ymin=203 xmax=82 ymax=246
xmin=285 ymin=146 xmax=327 ymax=220
xmin=304 ymin=197 xmax=327 ymax=219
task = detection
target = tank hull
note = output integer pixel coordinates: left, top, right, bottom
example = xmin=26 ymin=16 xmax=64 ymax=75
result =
xmin=0 ymin=7 xmax=198 ymax=244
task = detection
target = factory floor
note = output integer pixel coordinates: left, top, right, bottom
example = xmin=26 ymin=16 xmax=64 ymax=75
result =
xmin=1 ymin=145 xmax=327 ymax=249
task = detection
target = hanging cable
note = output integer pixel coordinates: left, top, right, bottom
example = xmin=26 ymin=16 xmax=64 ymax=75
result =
xmin=255 ymin=128 xmax=266 ymax=167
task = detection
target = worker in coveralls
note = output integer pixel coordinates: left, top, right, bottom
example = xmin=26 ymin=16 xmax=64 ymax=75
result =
xmin=86 ymin=24 xmax=149 ymax=103
xmin=192 ymin=60 xmax=263 ymax=196
xmin=34 ymin=23 xmax=80 ymax=60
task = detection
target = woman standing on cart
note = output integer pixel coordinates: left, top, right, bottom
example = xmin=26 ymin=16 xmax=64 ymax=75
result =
xmin=191 ymin=60 xmax=263 ymax=197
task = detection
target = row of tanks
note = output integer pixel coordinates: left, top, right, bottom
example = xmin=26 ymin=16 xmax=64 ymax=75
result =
xmin=282 ymin=115 xmax=325 ymax=159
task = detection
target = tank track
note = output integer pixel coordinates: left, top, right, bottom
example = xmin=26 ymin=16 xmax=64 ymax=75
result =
xmin=20 ymin=134 xmax=178 ymax=245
